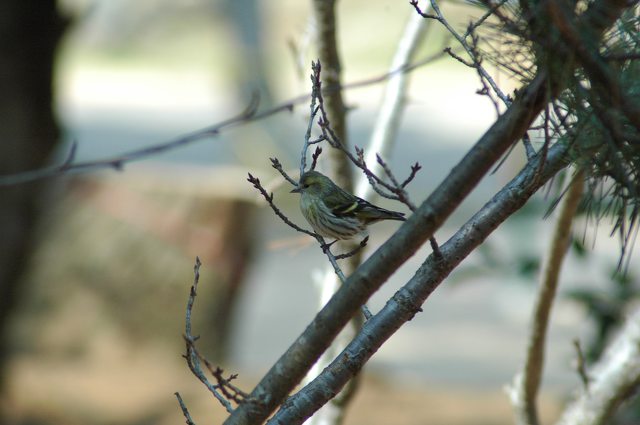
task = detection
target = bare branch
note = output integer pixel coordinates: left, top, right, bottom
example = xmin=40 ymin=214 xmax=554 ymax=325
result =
xmin=300 ymin=62 xmax=324 ymax=177
xmin=508 ymin=170 xmax=585 ymax=425
xmin=334 ymin=237 xmax=369 ymax=260
xmin=310 ymin=147 xmax=323 ymax=171
xmin=401 ymin=163 xmax=422 ymax=188
xmin=270 ymin=157 xmax=298 ymax=187
xmin=182 ymin=257 xmax=240 ymax=413
xmin=411 ymin=0 xmax=512 ymax=106
xmin=175 ymin=392 xmax=197 ymax=425
xmin=0 ymin=53 xmax=447 ymax=188
xmin=203 ymin=366 xmax=247 ymax=405
xmin=312 ymin=0 xmax=352 ymax=192
xmin=309 ymin=20 xmax=356 ymax=425
xmin=375 ymin=153 xmax=418 ymax=211
xmin=573 ymin=339 xmax=591 ymax=391
xmin=354 ymin=147 xmax=400 ymax=200
xmin=226 ymin=1 xmax=631 ymax=421
xmin=464 ymin=0 xmax=509 ymax=37
xmin=408 ymin=0 xmax=439 ymax=19
xmin=0 ymin=95 xmax=259 ymax=187
xmin=268 ymin=132 xmax=571 ymax=425
xmin=311 ymin=74 xmax=421 ymax=206
xmin=224 ymin=66 xmax=560 ymax=425
xmin=443 ymin=46 xmax=475 ymax=67
xmin=343 ymin=46 xmax=449 ymax=92
xmin=413 ymin=0 xmax=544 ymax=158
xmin=247 ymin=173 xmax=315 ymax=238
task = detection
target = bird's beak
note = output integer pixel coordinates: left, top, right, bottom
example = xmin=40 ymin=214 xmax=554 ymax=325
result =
xmin=290 ymin=186 xmax=301 ymax=193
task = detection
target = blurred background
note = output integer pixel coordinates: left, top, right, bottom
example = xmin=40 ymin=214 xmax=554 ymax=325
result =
xmin=1 ymin=0 xmax=638 ymax=424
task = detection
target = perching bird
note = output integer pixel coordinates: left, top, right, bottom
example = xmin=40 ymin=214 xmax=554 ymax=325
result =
xmin=290 ymin=170 xmax=405 ymax=240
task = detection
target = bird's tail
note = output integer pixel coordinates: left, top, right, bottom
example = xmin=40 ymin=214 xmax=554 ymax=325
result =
xmin=361 ymin=204 xmax=405 ymax=223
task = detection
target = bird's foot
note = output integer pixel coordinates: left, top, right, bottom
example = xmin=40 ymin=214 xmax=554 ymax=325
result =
xmin=321 ymin=239 xmax=338 ymax=253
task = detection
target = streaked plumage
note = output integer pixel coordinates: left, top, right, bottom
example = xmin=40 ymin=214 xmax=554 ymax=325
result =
xmin=290 ymin=170 xmax=405 ymax=240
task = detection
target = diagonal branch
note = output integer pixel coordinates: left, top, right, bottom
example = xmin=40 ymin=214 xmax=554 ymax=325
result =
xmin=224 ymin=2 xmax=629 ymax=422
xmin=268 ymin=132 xmax=571 ymax=425
xmin=224 ymin=67 xmax=552 ymax=425
xmin=0 ymin=52 xmax=448 ymax=188
xmin=0 ymin=95 xmax=260 ymax=187
xmin=247 ymin=173 xmax=315 ymax=238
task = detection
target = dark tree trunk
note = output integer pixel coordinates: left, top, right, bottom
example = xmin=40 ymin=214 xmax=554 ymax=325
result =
xmin=0 ymin=1 xmax=64 ymax=391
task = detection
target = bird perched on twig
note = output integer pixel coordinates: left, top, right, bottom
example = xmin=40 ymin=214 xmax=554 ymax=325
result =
xmin=291 ymin=170 xmax=405 ymax=240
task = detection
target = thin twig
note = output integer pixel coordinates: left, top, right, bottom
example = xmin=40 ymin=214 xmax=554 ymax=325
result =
xmin=334 ymin=237 xmax=369 ymax=260
xmin=247 ymin=65 xmax=375 ymax=326
xmin=573 ymin=339 xmax=591 ymax=391
xmin=175 ymin=392 xmax=197 ymax=425
xmin=182 ymin=257 xmax=242 ymax=413
xmin=310 ymin=147 xmax=323 ymax=171
xmin=0 ymin=52 xmax=448 ymax=187
xmin=464 ymin=0 xmax=509 ymax=38
xmin=205 ymin=365 xmax=247 ymax=405
xmin=0 ymin=95 xmax=259 ymax=187
xmin=270 ymin=158 xmax=299 ymax=186
xmin=355 ymin=0 xmax=431 ymax=203
xmin=444 ymin=46 xmax=475 ymax=67
xmin=247 ymin=173 xmax=315 ymax=237
xmin=370 ymin=154 xmax=440 ymax=280
xmin=307 ymin=59 xmax=424 ymax=214
xmin=413 ymin=0 xmax=543 ymax=160
xmin=401 ymin=163 xmax=422 ymax=188
xmin=300 ymin=63 xmax=323 ymax=177
xmin=323 ymin=125 xmax=420 ymax=209
xmin=410 ymin=0 xmax=511 ymax=106
xmin=376 ymin=154 xmax=418 ymax=211
xmin=343 ymin=46 xmax=451 ymax=92
xmin=376 ymin=150 xmax=444 ymax=259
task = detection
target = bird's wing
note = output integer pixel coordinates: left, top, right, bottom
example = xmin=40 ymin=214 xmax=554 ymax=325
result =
xmin=322 ymin=187 xmax=361 ymax=218
xmin=323 ymin=186 xmax=405 ymax=222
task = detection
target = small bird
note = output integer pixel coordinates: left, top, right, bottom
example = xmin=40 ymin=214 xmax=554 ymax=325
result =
xmin=290 ymin=170 xmax=405 ymax=240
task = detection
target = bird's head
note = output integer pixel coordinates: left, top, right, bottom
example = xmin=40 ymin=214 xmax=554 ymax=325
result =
xmin=290 ymin=170 xmax=332 ymax=196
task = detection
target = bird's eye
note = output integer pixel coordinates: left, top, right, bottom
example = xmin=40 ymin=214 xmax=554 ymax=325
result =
xmin=303 ymin=184 xmax=310 ymax=188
